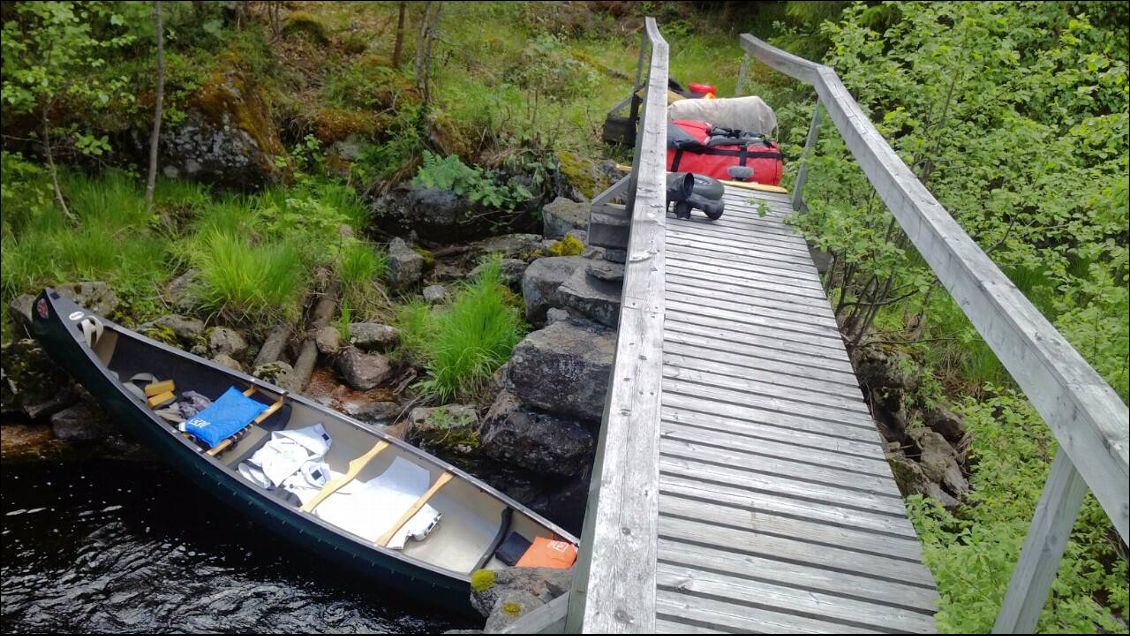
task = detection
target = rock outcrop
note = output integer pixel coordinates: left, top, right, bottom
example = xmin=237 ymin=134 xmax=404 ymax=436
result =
xmin=335 ymin=347 xmax=392 ymax=390
xmin=406 ymin=404 xmax=480 ymax=457
xmin=386 ymin=238 xmax=425 ymax=291
xmin=520 ymin=256 xmax=586 ymax=326
xmin=501 ymin=320 xmax=614 ymax=424
xmin=480 ymin=391 xmax=594 ymax=477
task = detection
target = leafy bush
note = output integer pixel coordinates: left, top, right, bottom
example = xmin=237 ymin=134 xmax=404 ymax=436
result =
xmin=408 ymin=258 xmax=526 ymax=402
xmin=411 ymin=151 xmax=532 ymax=211
xmin=908 ymin=391 xmax=1128 ymax=633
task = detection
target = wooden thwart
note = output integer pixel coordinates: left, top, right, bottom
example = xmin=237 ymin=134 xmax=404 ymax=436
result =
xmin=377 ymin=471 xmax=453 ymax=547
xmin=300 ymin=440 xmax=391 ymax=512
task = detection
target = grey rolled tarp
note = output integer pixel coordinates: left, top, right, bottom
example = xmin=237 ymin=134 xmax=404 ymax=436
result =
xmin=667 ymin=95 xmax=778 ymax=136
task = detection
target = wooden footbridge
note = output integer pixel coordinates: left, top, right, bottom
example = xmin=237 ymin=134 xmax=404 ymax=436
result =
xmin=504 ymin=18 xmax=1129 ymax=635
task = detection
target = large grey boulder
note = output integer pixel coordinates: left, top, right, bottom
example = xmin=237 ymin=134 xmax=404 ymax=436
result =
xmin=556 ymin=267 xmax=621 ymax=328
xmin=349 ymin=322 xmax=399 ymax=351
xmin=407 ymin=404 xmax=480 ymax=457
xmin=335 ymin=347 xmax=392 ymax=391
xmin=909 ymin=428 xmax=969 ymax=497
xmin=387 ymin=238 xmax=425 ymax=291
xmin=55 ymin=281 xmax=120 ymax=316
xmin=925 ymin=406 xmax=966 ymax=444
xmin=159 ymin=72 xmax=286 ymax=190
xmin=520 ymin=256 xmax=586 ymax=326
xmin=501 ymin=320 xmax=615 ymax=424
xmin=371 ymin=186 xmax=486 ymax=243
xmin=480 ymin=391 xmax=594 ymax=477
xmin=542 ymin=197 xmax=589 ymax=239
xmin=207 ymin=327 xmax=248 ymax=358
xmin=50 ymin=401 xmax=111 ymax=443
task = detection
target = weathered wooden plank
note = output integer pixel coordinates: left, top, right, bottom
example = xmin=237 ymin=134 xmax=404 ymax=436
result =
xmin=658 ymin=514 xmax=935 ymax=586
xmin=498 ymin=592 xmax=569 ymax=634
xmin=664 ymin=254 xmax=827 ymax=293
xmin=666 ymin=296 xmax=838 ymax=338
xmin=657 ymin=563 xmax=935 ymax=632
xmin=661 ymin=407 xmax=885 ymax=463
xmin=567 ymin=17 xmax=667 ymax=634
xmin=665 ymin=272 xmax=835 ymax=309
xmin=744 ymin=33 xmax=1128 ymax=542
xmin=662 ymin=358 xmax=865 ymax=412
xmin=667 ymin=233 xmax=815 ymax=268
xmin=658 ymin=537 xmax=938 ymax=613
xmin=993 ymin=453 xmax=1088 ymax=633
xmin=660 ymin=488 xmax=917 ymax=558
xmin=668 ymin=223 xmax=812 ymax=255
xmin=665 ymin=256 xmax=826 ymax=294
xmin=667 ymin=304 xmax=842 ymax=343
xmin=654 ymin=617 xmax=727 ymax=634
xmin=664 ymin=286 xmax=841 ymax=329
xmin=660 ymin=438 xmax=905 ymax=506
xmin=663 ymin=346 xmax=861 ymax=394
xmin=663 ymin=322 xmax=855 ymax=372
xmin=656 ymin=588 xmax=871 ymax=634
xmin=660 ymin=419 xmax=893 ymax=479
xmin=660 ymin=472 xmax=918 ymax=539
xmin=792 ymin=99 xmax=824 ymax=211
xmin=661 ymin=391 xmax=883 ymax=445
xmin=659 ymin=452 xmax=907 ymax=516
xmin=665 ymin=244 xmax=824 ymax=284
xmin=671 ymin=210 xmax=801 ymax=239
xmin=663 ymin=365 xmax=868 ymax=415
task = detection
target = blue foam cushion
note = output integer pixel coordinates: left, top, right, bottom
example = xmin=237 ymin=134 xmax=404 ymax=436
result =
xmin=183 ymin=387 xmax=268 ymax=449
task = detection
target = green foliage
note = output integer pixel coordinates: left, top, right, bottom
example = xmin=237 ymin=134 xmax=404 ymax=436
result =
xmin=337 ymin=240 xmax=387 ymax=319
xmin=0 ymin=151 xmax=53 ymax=237
xmin=337 ymin=303 xmax=352 ymax=342
xmin=1 ymin=1 xmax=136 ymax=153
xmin=191 ymin=231 xmax=306 ymax=324
xmin=411 ymin=151 xmax=532 ymax=211
xmin=407 ymin=257 xmax=526 ymax=402
xmin=908 ymin=391 xmax=1128 ymax=633
xmin=548 ymin=234 xmax=584 ymax=256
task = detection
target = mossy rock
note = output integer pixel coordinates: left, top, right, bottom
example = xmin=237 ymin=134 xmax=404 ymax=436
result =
xmin=411 ymin=245 xmax=436 ymax=270
xmin=470 ymin=569 xmax=496 ymax=593
xmin=312 ymin=107 xmax=386 ymax=143
xmin=407 ymin=405 xmax=480 ymax=456
xmin=556 ymin=150 xmax=611 ymax=199
xmin=283 ymin=11 xmax=330 ymax=45
xmin=191 ymin=72 xmax=286 ymax=158
xmin=140 ymin=324 xmax=179 ymax=346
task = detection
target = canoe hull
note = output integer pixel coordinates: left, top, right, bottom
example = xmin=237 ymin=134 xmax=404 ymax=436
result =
xmin=29 ymin=290 xmax=494 ymax=614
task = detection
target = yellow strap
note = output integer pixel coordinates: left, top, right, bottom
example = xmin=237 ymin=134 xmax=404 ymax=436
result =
xmin=720 ymin=179 xmax=789 ymax=194
xmin=300 ymin=441 xmax=391 ymax=512
xmin=376 ymin=472 xmax=453 ymax=547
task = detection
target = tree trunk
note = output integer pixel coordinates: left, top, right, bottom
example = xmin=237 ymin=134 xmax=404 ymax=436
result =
xmin=40 ymin=105 xmax=73 ymax=222
xmin=146 ymin=0 xmax=166 ymax=222
xmin=414 ymin=2 xmax=443 ymax=108
xmin=392 ymin=1 xmax=406 ymax=68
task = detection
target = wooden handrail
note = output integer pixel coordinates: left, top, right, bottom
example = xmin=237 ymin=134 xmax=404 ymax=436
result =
xmin=740 ymin=34 xmax=1129 ymax=633
xmin=566 ymin=16 xmax=668 ymax=635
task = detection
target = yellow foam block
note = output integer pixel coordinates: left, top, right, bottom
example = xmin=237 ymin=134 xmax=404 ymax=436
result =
xmin=147 ymin=391 xmax=176 ymax=408
xmin=144 ymin=379 xmax=175 ymax=397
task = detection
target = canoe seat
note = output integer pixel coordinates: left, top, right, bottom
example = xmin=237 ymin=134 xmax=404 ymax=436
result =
xmin=200 ymin=388 xmax=289 ymax=457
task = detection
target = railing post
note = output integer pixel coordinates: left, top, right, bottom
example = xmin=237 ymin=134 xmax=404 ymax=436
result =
xmin=993 ymin=451 xmax=1089 ymax=633
xmin=735 ymin=53 xmax=749 ymax=96
xmin=791 ymin=99 xmax=823 ymax=212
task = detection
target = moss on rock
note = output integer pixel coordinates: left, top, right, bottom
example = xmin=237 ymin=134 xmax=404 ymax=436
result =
xmin=556 ymin=150 xmax=610 ymax=199
xmin=548 ymin=234 xmax=584 ymax=257
xmin=471 ymin=569 xmax=497 ymax=593
xmin=283 ymin=11 xmax=330 ymax=45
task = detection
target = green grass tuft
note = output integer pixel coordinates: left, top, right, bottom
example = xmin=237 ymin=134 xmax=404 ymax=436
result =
xmin=407 ymin=257 xmax=526 ymax=402
xmin=192 ymin=231 xmax=306 ymax=324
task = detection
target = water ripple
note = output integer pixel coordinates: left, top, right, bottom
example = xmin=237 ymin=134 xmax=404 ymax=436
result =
xmin=2 ymin=459 xmax=469 ymax=633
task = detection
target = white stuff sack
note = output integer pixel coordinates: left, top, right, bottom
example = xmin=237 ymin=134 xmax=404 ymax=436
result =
xmin=667 ymin=95 xmax=778 ymax=136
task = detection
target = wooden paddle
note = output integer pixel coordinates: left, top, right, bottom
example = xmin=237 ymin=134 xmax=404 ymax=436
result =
xmin=376 ymin=471 xmax=453 ymax=547
xmin=300 ymin=440 xmax=391 ymax=512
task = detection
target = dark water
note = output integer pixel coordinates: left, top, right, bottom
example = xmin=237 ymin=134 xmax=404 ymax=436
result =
xmin=1 ymin=459 xmax=473 ymax=634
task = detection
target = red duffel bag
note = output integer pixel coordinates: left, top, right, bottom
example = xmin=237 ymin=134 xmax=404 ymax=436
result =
xmin=666 ymin=119 xmax=783 ymax=185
